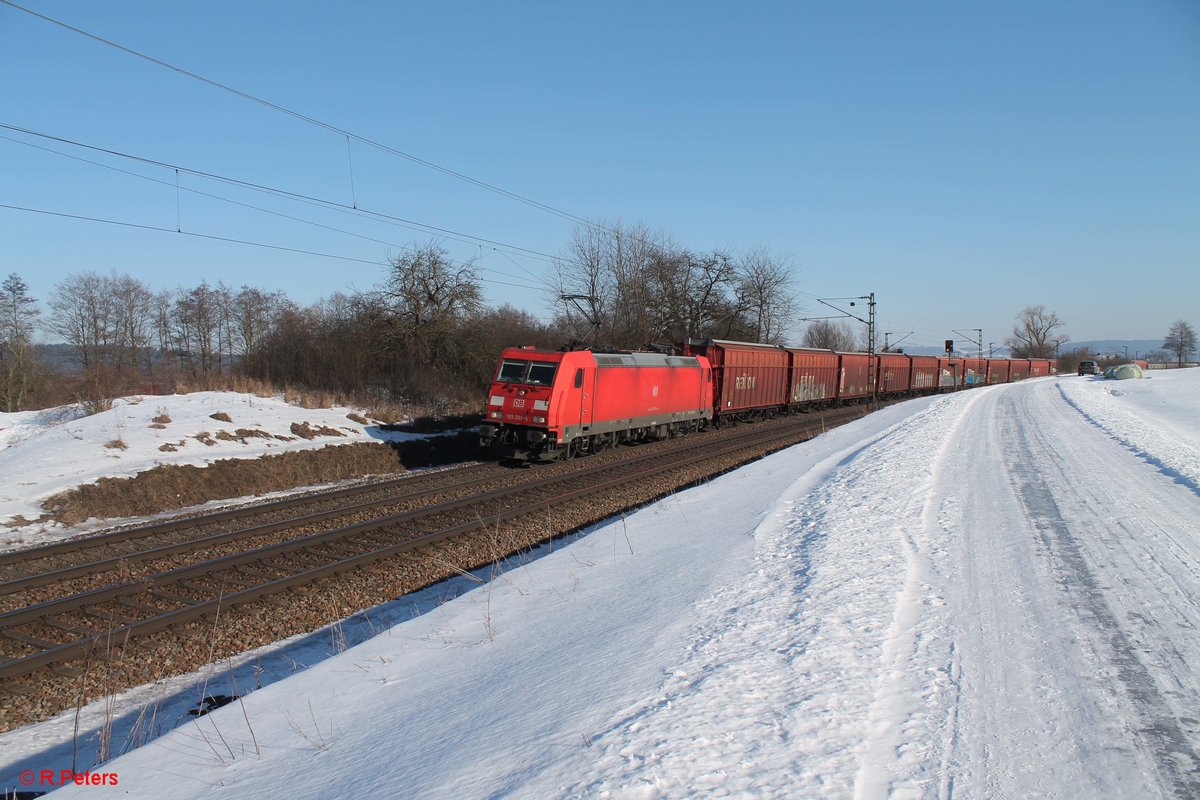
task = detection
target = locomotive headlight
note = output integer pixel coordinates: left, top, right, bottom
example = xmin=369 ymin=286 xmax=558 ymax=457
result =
xmin=489 ymin=410 xmax=503 ymax=419
xmin=533 ymin=399 xmax=549 ymax=411
xmin=532 ymin=415 xmax=546 ymax=423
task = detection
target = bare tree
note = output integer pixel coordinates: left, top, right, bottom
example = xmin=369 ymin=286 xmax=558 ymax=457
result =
xmin=801 ymin=319 xmax=857 ymax=351
xmin=551 ymin=221 xmax=782 ymax=348
xmin=231 ymin=286 xmax=283 ymax=368
xmin=0 ymin=273 xmax=40 ymax=411
xmin=1005 ymin=305 xmax=1068 ymax=358
xmin=373 ymin=242 xmax=483 ymax=370
xmin=172 ymin=282 xmax=222 ymax=376
xmin=110 ymin=274 xmax=155 ymax=371
xmin=47 ymin=272 xmax=114 ymax=369
xmin=1163 ymin=319 xmax=1197 ymax=367
xmin=735 ymin=248 xmax=795 ymax=344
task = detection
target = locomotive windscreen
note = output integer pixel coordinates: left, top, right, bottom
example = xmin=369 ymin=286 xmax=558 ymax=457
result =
xmin=496 ymin=359 xmax=558 ymax=386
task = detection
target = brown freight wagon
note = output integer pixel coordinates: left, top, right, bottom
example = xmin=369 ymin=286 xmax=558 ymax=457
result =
xmin=961 ymin=357 xmax=986 ymax=387
xmin=837 ymin=352 xmax=872 ymax=401
xmin=877 ymin=353 xmax=912 ymax=395
xmin=785 ymin=347 xmax=841 ymax=408
xmin=936 ymin=356 xmax=962 ymax=389
xmin=681 ymin=339 xmax=789 ymax=421
xmin=1008 ymin=359 xmax=1030 ymax=381
xmin=909 ymin=355 xmax=940 ymax=391
xmin=985 ymin=359 xmax=1011 ymax=384
xmin=1027 ymin=359 xmax=1052 ymax=377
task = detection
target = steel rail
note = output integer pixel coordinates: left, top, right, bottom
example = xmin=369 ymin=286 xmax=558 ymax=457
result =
xmin=0 ymin=464 xmax=503 ymax=594
xmin=0 ymin=405 xmax=875 ymax=684
xmin=0 ymin=462 xmax=494 ymax=569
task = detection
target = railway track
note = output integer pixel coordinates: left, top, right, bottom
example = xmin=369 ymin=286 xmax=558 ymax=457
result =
xmin=0 ymin=402 xmax=883 ymax=726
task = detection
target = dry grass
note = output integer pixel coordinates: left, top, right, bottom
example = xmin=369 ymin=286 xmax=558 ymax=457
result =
xmin=152 ymin=409 xmax=172 ymax=425
xmin=174 ymin=374 xmax=276 ymax=398
xmin=289 ymin=421 xmax=345 ymax=440
xmin=104 ymin=438 xmax=128 ymax=450
xmin=210 ymin=411 xmax=233 ymax=423
xmin=194 ymin=432 xmax=216 ymax=446
xmin=346 ymin=412 xmax=369 ymax=425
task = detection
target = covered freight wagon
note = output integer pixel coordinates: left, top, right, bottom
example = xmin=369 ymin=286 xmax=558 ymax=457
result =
xmin=1027 ymin=359 xmax=1053 ymax=377
xmin=961 ymin=357 xmax=986 ymax=387
xmin=876 ymin=353 xmax=912 ymax=395
xmin=1008 ymin=359 xmax=1030 ymax=381
xmin=785 ymin=347 xmax=841 ymax=407
xmin=909 ymin=355 xmax=940 ymax=391
xmin=985 ymin=359 xmax=1011 ymax=384
xmin=936 ymin=356 xmax=962 ymax=389
xmin=681 ymin=339 xmax=789 ymax=421
xmin=836 ymin=352 xmax=873 ymax=400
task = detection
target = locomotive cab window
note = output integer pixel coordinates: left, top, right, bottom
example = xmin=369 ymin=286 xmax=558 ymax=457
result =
xmin=574 ymin=368 xmax=584 ymax=388
xmin=497 ymin=359 xmax=529 ymax=383
xmin=526 ymin=361 xmax=558 ymax=386
xmin=497 ymin=359 xmax=558 ymax=386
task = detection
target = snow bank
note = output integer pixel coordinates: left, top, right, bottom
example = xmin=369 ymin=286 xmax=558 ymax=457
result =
xmin=0 ymin=391 xmax=433 ymax=538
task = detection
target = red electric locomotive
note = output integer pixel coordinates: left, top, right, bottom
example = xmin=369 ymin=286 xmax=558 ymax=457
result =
xmin=479 ymin=346 xmax=712 ymax=462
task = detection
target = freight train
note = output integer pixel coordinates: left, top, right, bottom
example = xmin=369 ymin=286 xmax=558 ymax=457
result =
xmin=479 ymin=339 xmax=1055 ymax=462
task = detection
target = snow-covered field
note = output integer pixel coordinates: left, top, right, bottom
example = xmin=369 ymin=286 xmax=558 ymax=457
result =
xmin=0 ymin=391 xmax=434 ymax=548
xmin=3 ymin=371 xmax=1198 ymax=799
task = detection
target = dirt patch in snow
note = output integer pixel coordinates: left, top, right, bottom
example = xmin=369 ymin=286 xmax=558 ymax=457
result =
xmin=42 ymin=433 xmax=480 ymax=525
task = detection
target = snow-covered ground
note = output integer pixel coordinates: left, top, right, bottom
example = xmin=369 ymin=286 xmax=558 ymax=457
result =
xmin=3 ymin=371 xmax=1198 ymax=799
xmin=0 ymin=391 xmax=435 ymax=548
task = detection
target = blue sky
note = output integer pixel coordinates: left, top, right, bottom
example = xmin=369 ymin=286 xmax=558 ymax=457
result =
xmin=1 ymin=0 xmax=1196 ymax=348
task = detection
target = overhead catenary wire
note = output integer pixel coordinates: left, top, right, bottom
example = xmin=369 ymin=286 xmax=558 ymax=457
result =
xmin=0 ymin=122 xmax=569 ymax=269
xmin=0 ymin=131 xmax=557 ymax=292
xmin=0 ymin=0 xmax=612 ymax=235
xmin=0 ymin=202 xmax=550 ymax=293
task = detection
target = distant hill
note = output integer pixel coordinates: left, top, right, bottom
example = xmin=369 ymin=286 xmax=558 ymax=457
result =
xmin=892 ymin=339 xmax=1167 ymax=360
xmin=1068 ymin=340 xmax=1164 ymax=359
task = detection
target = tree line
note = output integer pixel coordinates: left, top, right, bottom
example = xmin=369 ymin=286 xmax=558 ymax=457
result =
xmin=0 ymin=225 xmax=799 ymax=413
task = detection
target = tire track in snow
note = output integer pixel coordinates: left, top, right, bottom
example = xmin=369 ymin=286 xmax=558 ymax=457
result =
xmin=1006 ymin=392 xmax=1200 ymax=799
